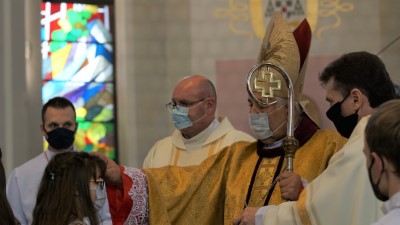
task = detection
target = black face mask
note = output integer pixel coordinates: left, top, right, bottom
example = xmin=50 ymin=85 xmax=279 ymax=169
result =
xmin=367 ymin=157 xmax=389 ymax=201
xmin=326 ymin=96 xmax=358 ymax=138
xmin=45 ymin=128 xmax=75 ymax=150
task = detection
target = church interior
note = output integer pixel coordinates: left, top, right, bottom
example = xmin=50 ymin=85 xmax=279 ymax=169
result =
xmin=0 ymin=0 xmax=399 ymax=176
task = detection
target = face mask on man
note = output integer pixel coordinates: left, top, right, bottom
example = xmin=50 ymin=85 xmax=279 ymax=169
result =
xmin=248 ymin=113 xmax=273 ymax=140
xmin=93 ymin=184 xmax=107 ymax=211
xmin=171 ymin=106 xmax=193 ymax=129
xmin=367 ymin=157 xmax=389 ymax=201
xmin=248 ymin=104 xmax=287 ymax=140
xmin=45 ymin=128 xmax=75 ymax=150
xmin=326 ymin=95 xmax=358 ymax=138
xmin=171 ymin=105 xmax=207 ymax=130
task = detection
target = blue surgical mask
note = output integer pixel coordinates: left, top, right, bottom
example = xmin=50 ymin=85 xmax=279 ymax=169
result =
xmin=248 ymin=104 xmax=287 ymax=140
xmin=94 ymin=184 xmax=107 ymax=211
xmin=171 ymin=106 xmax=193 ymax=129
xmin=248 ymin=113 xmax=273 ymax=140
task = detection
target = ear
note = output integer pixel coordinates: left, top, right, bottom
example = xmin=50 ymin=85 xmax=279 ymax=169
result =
xmin=371 ymin=152 xmax=384 ymax=174
xmin=74 ymin=122 xmax=79 ymax=134
xmin=40 ymin=124 xmax=46 ymax=136
xmin=206 ymin=98 xmax=216 ymax=112
xmin=349 ymin=88 xmax=363 ymax=111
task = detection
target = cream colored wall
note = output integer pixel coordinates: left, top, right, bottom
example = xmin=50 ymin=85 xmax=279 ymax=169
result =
xmin=117 ymin=0 xmax=400 ymax=167
xmin=188 ymin=0 xmax=400 ymax=132
xmin=0 ymin=0 xmax=42 ymax=176
xmin=114 ymin=0 xmax=192 ymax=167
xmin=1 ymin=0 xmax=399 ymax=175
xmin=380 ymin=1 xmax=400 ymax=85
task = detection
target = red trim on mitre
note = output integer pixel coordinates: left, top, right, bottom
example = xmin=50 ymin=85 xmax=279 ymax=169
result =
xmin=292 ymin=19 xmax=311 ymax=70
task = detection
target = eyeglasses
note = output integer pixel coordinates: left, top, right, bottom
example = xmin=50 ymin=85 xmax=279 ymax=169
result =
xmin=166 ymin=98 xmax=207 ymax=112
xmin=90 ymin=178 xmax=105 ymax=190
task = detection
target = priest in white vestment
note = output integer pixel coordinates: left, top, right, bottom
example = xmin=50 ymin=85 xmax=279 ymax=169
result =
xmin=143 ymin=75 xmax=255 ymax=168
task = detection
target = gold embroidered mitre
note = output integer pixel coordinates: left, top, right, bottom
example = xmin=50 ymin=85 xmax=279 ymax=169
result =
xmin=248 ymin=12 xmax=311 ymax=104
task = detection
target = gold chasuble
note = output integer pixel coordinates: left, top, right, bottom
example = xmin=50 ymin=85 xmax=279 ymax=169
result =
xmin=106 ymin=13 xmax=347 ymax=225
xmin=143 ymin=115 xmax=346 ymax=225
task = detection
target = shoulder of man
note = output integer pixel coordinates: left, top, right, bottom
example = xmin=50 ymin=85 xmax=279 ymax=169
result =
xmin=312 ymin=129 xmax=345 ymax=140
xmin=226 ymin=129 xmax=255 ymax=141
xmin=11 ymin=152 xmax=47 ymax=178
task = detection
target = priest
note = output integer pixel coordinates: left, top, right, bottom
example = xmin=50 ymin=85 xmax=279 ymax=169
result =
xmin=99 ymin=12 xmax=347 ymax=225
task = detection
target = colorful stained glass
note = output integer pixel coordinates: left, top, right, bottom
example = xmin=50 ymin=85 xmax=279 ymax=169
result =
xmin=42 ymin=41 xmax=113 ymax=82
xmin=41 ymin=2 xmax=112 ymax=43
xmin=41 ymin=1 xmax=116 ymax=160
xmin=42 ymin=81 xmax=114 ymax=122
xmin=75 ymin=121 xmax=115 ymax=159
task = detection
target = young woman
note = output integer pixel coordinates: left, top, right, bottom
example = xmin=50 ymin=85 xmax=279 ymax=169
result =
xmin=32 ymin=151 xmax=106 ymax=225
xmin=0 ymin=148 xmax=19 ymax=225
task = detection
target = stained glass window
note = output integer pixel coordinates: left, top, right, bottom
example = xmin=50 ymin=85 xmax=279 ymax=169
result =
xmin=41 ymin=1 xmax=117 ymax=160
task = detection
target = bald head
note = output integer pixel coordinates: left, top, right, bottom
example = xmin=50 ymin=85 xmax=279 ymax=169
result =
xmin=175 ymin=75 xmax=217 ymax=104
xmin=171 ymin=75 xmax=217 ymax=138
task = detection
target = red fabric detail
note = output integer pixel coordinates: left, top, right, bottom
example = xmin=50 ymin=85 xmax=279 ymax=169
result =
xmin=295 ymin=113 xmax=320 ymax=147
xmin=292 ymin=19 xmax=312 ymax=70
xmin=106 ymin=166 xmax=134 ymax=225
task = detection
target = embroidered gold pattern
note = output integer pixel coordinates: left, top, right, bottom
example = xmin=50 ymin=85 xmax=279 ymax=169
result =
xmin=254 ymin=68 xmax=281 ymax=98
xmin=248 ymin=157 xmax=280 ymax=206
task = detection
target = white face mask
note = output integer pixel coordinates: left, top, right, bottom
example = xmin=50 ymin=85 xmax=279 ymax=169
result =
xmin=171 ymin=106 xmax=193 ymax=129
xmin=92 ymin=185 xmax=107 ymax=211
xmin=248 ymin=104 xmax=287 ymax=140
xmin=248 ymin=113 xmax=273 ymax=140
xmin=171 ymin=105 xmax=207 ymax=130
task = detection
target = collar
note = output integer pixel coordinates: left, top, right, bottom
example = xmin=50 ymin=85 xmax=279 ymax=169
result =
xmin=382 ymin=191 xmax=400 ymax=215
xmin=44 ymin=146 xmax=77 ymax=162
xmin=172 ymin=117 xmax=235 ymax=150
xmin=256 ymin=113 xmax=320 ymax=158
xmin=348 ymin=115 xmax=371 ymax=140
xmin=182 ymin=118 xmax=219 ymax=149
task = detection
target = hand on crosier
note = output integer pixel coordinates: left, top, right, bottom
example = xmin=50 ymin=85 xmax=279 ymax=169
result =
xmin=278 ymin=170 xmax=302 ymax=201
